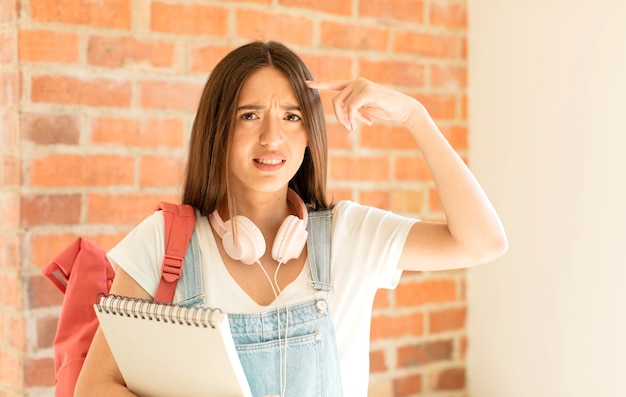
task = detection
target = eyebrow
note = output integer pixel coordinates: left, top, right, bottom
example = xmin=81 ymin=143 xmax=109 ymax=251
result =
xmin=237 ymin=104 xmax=301 ymax=112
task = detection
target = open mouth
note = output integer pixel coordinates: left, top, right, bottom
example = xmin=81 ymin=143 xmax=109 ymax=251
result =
xmin=254 ymin=158 xmax=284 ymax=165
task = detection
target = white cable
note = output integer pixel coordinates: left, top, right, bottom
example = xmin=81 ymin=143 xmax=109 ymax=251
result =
xmin=255 ymin=260 xmax=288 ymax=397
xmin=273 ymin=262 xmax=288 ymax=397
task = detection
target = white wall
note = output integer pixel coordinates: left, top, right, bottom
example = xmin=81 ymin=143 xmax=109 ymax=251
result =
xmin=467 ymin=1 xmax=626 ymax=396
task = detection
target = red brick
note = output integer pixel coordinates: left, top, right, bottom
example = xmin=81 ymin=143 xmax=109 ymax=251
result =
xmin=460 ymin=335 xmax=468 ymax=358
xmin=280 ymin=0 xmax=351 ymax=15
xmin=321 ymin=21 xmax=389 ymax=51
xmin=395 ymin=279 xmax=457 ymax=306
xmin=299 ymin=53 xmax=353 ymax=81
xmin=20 ymin=113 xmax=80 ymax=145
xmin=460 ymin=95 xmax=468 ymax=119
xmin=372 ymin=289 xmax=389 ymax=309
xmin=394 ymin=31 xmax=460 ymax=59
xmin=428 ymin=188 xmax=443 ymax=212
xmin=3 ymin=154 xmax=21 ymax=186
xmin=140 ymin=155 xmax=186 ymax=187
xmin=370 ymin=312 xmax=423 ymax=340
xmin=24 ymin=357 xmax=55 ymax=387
xmin=0 ymin=232 xmax=20 ymax=269
xmin=31 ymin=232 xmax=126 ymax=269
xmin=394 ymin=373 xmax=422 ymax=396
xmin=28 ymin=275 xmax=64 ymax=309
xmin=30 ymin=0 xmax=131 ymax=29
xmin=359 ymin=59 xmax=425 ymax=87
xmin=6 ymin=315 xmax=26 ymax=351
xmin=190 ymin=44 xmax=236 ymax=73
xmin=430 ymin=2 xmax=467 ymax=29
xmin=31 ymin=75 xmax=131 ymax=108
xmin=20 ymin=194 xmax=81 ymax=227
xmin=0 ymin=193 xmax=19 ymax=228
xmin=90 ymin=117 xmax=185 ymax=148
xmin=431 ymin=64 xmax=467 ymax=89
xmin=1 ymin=111 xmax=18 ymax=146
xmin=429 ymin=306 xmax=466 ymax=333
xmin=394 ymin=157 xmax=431 ymax=181
xmin=31 ymin=233 xmax=79 ymax=269
xmin=440 ymin=125 xmax=468 ymax=150
xmin=0 ymin=33 xmax=14 ymax=63
xmin=460 ymin=278 xmax=467 ymax=300
xmin=390 ymin=190 xmax=424 ymax=213
xmin=360 ymin=0 xmax=425 ymax=24
xmin=0 ymin=272 xmax=20 ymax=307
xmin=325 ymin=122 xmax=352 ymax=150
xmin=151 ymin=3 xmax=228 ymax=37
xmin=235 ymin=9 xmax=314 ymax=47
xmin=397 ymin=339 xmax=453 ymax=368
xmin=318 ymin=90 xmax=341 ymax=117
xmin=0 ymin=71 xmax=19 ymax=107
xmin=460 ymin=35 xmax=468 ymax=59
xmin=139 ymin=80 xmax=203 ymax=111
xmin=432 ymin=367 xmax=466 ymax=390
xmin=87 ymin=36 xmax=175 ymax=68
xmin=36 ymin=316 xmax=58 ymax=349
xmin=369 ymin=350 xmax=387 ymax=373
xmin=87 ymin=193 xmax=179 ymax=225
xmin=326 ymin=188 xmax=352 ymax=203
xmin=18 ymin=29 xmax=79 ymax=63
xmin=330 ymin=156 xmax=390 ymax=181
xmin=0 ymin=0 xmax=16 ymax=22
xmin=361 ymin=124 xmax=418 ymax=150
xmin=0 ymin=350 xmax=22 ymax=389
xmin=360 ymin=190 xmax=390 ymax=210
xmin=30 ymin=153 xmax=134 ymax=187
xmin=413 ymin=93 xmax=457 ymax=120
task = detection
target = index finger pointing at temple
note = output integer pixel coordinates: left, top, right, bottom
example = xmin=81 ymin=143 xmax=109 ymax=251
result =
xmin=306 ymin=80 xmax=350 ymax=92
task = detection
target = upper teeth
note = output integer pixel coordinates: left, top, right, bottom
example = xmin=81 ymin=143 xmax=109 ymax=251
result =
xmin=256 ymin=159 xmax=282 ymax=165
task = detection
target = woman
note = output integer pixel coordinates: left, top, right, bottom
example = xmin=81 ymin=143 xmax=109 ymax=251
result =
xmin=75 ymin=41 xmax=507 ymax=397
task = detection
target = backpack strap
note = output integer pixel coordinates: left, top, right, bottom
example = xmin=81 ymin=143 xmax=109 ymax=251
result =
xmin=154 ymin=202 xmax=196 ymax=303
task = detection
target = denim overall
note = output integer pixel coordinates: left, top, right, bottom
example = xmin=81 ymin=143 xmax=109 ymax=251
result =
xmin=174 ymin=209 xmax=343 ymax=397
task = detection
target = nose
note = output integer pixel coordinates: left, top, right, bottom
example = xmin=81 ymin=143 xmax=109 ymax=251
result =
xmin=259 ymin=116 xmax=284 ymax=147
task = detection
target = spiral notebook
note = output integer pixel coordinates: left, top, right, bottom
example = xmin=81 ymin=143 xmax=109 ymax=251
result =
xmin=94 ymin=294 xmax=252 ymax=397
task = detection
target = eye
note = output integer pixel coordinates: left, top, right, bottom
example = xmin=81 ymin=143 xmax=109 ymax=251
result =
xmin=285 ymin=113 xmax=302 ymax=122
xmin=239 ymin=112 xmax=258 ymax=121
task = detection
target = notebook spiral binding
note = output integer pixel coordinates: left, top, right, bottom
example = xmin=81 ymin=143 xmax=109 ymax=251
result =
xmin=95 ymin=294 xmax=223 ymax=329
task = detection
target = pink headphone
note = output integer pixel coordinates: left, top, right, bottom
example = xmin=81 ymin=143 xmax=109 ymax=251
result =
xmin=209 ymin=189 xmax=308 ymax=265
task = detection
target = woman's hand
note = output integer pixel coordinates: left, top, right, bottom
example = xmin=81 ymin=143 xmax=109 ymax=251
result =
xmin=309 ymin=77 xmax=507 ymax=271
xmin=307 ymin=78 xmax=424 ymax=131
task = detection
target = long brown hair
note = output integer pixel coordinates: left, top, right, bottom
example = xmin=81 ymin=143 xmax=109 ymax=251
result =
xmin=182 ymin=41 xmax=332 ymax=216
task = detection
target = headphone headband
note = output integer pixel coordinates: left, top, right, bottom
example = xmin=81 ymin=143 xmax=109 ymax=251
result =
xmin=209 ymin=189 xmax=308 ymax=265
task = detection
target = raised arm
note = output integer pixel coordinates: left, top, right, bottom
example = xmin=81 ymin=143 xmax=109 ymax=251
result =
xmin=307 ymin=78 xmax=507 ymax=271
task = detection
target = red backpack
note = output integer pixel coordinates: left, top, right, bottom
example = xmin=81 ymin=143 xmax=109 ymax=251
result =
xmin=42 ymin=202 xmax=196 ymax=397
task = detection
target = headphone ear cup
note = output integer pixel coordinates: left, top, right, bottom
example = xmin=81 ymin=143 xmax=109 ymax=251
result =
xmin=222 ymin=216 xmax=266 ymax=265
xmin=272 ymin=215 xmax=308 ymax=264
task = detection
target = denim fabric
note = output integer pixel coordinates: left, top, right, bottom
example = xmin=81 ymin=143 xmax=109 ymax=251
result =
xmin=177 ymin=209 xmax=343 ymax=397
xmin=230 ymin=300 xmax=342 ymax=396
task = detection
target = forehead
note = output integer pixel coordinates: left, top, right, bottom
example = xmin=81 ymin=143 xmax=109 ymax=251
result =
xmin=238 ymin=67 xmax=298 ymax=103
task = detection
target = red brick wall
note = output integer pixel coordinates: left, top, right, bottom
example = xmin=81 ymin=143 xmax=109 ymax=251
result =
xmin=1 ymin=0 xmax=468 ymax=396
xmin=1 ymin=0 xmax=25 ymax=395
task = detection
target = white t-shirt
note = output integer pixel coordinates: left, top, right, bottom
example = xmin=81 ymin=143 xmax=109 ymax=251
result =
xmin=108 ymin=200 xmax=417 ymax=397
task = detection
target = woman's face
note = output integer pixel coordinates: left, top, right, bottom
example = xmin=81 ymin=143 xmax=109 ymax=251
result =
xmin=228 ymin=67 xmax=308 ymax=196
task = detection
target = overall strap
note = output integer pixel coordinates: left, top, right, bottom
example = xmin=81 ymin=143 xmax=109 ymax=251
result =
xmin=306 ymin=209 xmax=333 ymax=292
xmin=154 ymin=202 xmax=196 ymax=303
